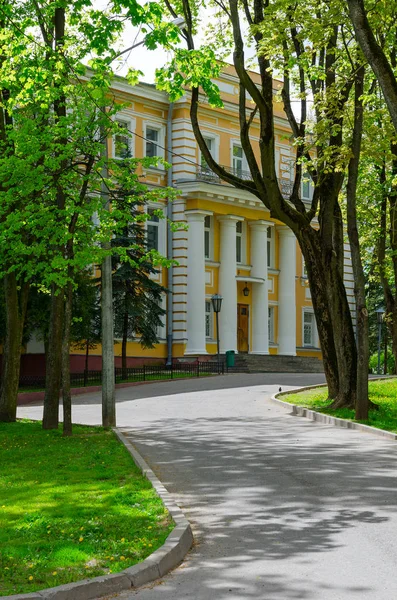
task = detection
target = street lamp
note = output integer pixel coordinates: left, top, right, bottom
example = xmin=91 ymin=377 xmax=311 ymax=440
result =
xmin=211 ymin=294 xmax=223 ymax=372
xmin=376 ymin=307 xmax=385 ymax=374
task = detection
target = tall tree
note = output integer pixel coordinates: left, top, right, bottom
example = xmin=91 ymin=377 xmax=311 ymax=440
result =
xmin=112 ymin=196 xmax=167 ymax=379
xmin=0 ymin=0 xmax=177 ymax=426
xmin=157 ymin=0 xmax=365 ymax=408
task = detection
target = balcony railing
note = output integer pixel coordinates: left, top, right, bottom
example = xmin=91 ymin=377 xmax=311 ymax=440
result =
xmin=196 ymin=165 xmax=293 ymax=198
xmin=197 ymin=165 xmax=252 ymax=183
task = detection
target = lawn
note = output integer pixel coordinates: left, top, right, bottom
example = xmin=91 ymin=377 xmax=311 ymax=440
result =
xmin=0 ymin=421 xmax=173 ymax=597
xmin=282 ymin=378 xmax=397 ymax=433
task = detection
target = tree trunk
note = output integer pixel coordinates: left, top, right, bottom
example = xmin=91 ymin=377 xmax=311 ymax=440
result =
xmin=62 ymin=281 xmax=72 ymax=436
xmin=0 ymin=274 xmax=29 ymax=422
xmin=298 ymin=229 xmax=357 ymax=407
xmin=346 ymin=65 xmax=369 ymax=420
xmin=43 ymin=287 xmax=64 ymax=429
xmin=298 ymin=233 xmax=339 ymax=399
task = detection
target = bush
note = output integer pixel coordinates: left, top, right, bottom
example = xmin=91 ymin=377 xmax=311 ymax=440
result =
xmin=369 ymin=351 xmax=395 ymax=374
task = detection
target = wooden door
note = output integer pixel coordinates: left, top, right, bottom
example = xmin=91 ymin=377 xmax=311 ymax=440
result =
xmin=237 ymin=304 xmax=249 ymax=352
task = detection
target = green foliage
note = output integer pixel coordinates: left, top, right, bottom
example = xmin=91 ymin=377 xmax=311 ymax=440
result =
xmin=110 ymin=194 xmax=166 ymax=349
xmin=282 ymin=379 xmax=397 ymax=432
xmin=369 ymin=352 xmax=395 ymax=375
xmin=0 ymin=422 xmax=173 ymax=596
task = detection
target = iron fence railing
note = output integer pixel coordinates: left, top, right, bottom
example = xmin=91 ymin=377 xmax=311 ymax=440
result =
xmin=16 ymin=361 xmax=225 ymax=390
xmin=197 ymin=165 xmax=252 ymax=182
xmin=196 ymin=166 xmax=294 ymax=198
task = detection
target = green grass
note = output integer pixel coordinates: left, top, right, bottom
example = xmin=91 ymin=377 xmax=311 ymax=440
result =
xmin=0 ymin=421 xmax=174 ymax=597
xmin=282 ymin=378 xmax=397 ymax=433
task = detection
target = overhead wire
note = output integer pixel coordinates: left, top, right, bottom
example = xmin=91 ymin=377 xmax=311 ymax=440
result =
xmin=0 ymin=6 xmax=209 ymax=171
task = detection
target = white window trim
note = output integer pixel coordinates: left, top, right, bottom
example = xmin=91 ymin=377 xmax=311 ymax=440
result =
xmin=302 ymin=308 xmax=318 ymax=348
xmin=301 ymin=173 xmax=313 ymax=201
xmin=157 ymin=294 xmax=167 ymax=340
xmin=230 ymin=139 xmax=248 ymax=173
xmin=267 ymin=226 xmax=275 ymax=269
xmin=200 ymin=132 xmax=220 ymax=169
xmin=204 ymin=215 xmax=214 ymax=260
xmin=236 ymin=220 xmax=246 ymax=265
xmin=205 ymin=297 xmax=214 ymax=340
xmin=143 ymin=120 xmax=166 ymax=167
xmin=268 ymin=306 xmax=275 ymax=344
xmin=112 ymin=115 xmax=136 ymax=159
xmin=302 ymin=255 xmax=307 ymax=278
xmin=146 ymin=203 xmax=166 ymax=257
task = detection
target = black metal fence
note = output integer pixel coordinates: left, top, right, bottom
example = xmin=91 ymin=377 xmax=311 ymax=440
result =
xmin=17 ymin=361 xmax=225 ymax=390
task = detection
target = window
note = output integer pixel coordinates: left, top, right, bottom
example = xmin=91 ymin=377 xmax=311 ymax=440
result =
xmin=114 ymin=120 xmax=132 ymax=159
xmin=201 ymin=137 xmax=213 ymax=170
xmin=233 ymin=144 xmax=244 ymax=176
xmin=146 ymin=127 xmax=159 ymax=157
xmin=147 ymin=208 xmax=159 ymax=251
xmin=302 ymin=257 xmax=307 ymax=278
xmin=302 ymin=177 xmax=310 ymax=200
xmin=236 ymin=220 xmax=243 ymax=263
xmin=303 ymin=311 xmax=315 ymax=346
xmin=205 ymin=301 xmax=212 ymax=338
xmin=204 ymin=215 xmax=211 ymax=259
xmin=268 ymin=307 xmax=274 ymax=343
xmin=267 ymin=227 xmax=273 ymax=268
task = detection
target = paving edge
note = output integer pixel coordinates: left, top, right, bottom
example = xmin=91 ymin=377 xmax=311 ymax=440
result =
xmin=5 ymin=429 xmax=193 ymax=600
xmin=270 ymin=378 xmax=397 ymax=441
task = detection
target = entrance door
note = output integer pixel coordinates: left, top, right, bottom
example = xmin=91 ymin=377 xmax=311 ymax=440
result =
xmin=237 ymin=304 xmax=249 ymax=352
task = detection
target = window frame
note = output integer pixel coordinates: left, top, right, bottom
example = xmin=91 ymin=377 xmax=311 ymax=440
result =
xmin=302 ymin=309 xmax=317 ymax=347
xmin=113 ymin=116 xmax=135 ymax=160
xmin=231 ymin=140 xmax=248 ymax=176
xmin=236 ymin=220 xmax=246 ymax=264
xmin=268 ymin=306 xmax=275 ymax=344
xmin=267 ymin=226 xmax=275 ymax=268
xmin=199 ymin=132 xmax=220 ymax=177
xmin=204 ymin=215 xmax=213 ymax=260
xmin=143 ymin=121 xmax=166 ymax=166
xmin=205 ymin=299 xmax=213 ymax=339
xmin=146 ymin=204 xmax=166 ymax=256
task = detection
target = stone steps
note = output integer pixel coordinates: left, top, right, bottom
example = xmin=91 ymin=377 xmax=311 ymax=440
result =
xmin=229 ymin=354 xmax=324 ymax=373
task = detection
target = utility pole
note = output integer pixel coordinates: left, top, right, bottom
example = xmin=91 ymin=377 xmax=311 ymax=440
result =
xmin=101 ymin=120 xmax=116 ymax=427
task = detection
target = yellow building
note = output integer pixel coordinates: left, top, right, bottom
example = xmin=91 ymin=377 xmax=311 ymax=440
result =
xmin=26 ymin=68 xmax=355 ymax=370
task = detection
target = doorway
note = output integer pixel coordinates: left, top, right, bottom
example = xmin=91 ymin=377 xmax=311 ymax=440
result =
xmin=237 ymin=304 xmax=249 ymax=352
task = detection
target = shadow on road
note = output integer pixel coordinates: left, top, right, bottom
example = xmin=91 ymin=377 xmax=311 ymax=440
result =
xmin=118 ymin=412 xmax=396 ymax=599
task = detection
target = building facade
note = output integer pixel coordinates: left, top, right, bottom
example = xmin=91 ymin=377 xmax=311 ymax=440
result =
xmin=24 ymin=67 xmax=355 ymax=370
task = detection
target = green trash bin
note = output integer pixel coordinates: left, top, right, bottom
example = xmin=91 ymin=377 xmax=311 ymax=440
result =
xmin=225 ymin=350 xmax=235 ymax=368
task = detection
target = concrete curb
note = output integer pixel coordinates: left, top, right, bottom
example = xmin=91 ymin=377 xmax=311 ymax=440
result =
xmin=271 ymin=380 xmax=397 ymax=441
xmin=7 ymin=429 xmax=193 ymax=600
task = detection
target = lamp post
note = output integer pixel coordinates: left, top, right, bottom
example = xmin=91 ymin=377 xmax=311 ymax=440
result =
xmin=211 ymin=294 xmax=223 ymax=373
xmin=376 ymin=307 xmax=385 ymax=374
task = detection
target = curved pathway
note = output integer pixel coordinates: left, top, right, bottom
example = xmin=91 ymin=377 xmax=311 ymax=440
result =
xmin=18 ymin=374 xmax=397 ymax=599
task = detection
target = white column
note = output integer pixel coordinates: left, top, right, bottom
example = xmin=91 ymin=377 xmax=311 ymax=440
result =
xmin=185 ymin=211 xmax=207 ymax=355
xmin=218 ymin=216 xmax=239 ymax=353
xmin=278 ymin=226 xmax=297 ymax=355
xmin=249 ymin=220 xmax=273 ymax=354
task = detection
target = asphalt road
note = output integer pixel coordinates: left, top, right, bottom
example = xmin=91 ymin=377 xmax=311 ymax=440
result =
xmin=18 ymin=374 xmax=397 ymax=599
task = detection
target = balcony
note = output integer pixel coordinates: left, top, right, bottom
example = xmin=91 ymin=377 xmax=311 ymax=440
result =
xmin=196 ymin=166 xmax=293 ymax=198
xmin=197 ymin=165 xmax=252 ymax=183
